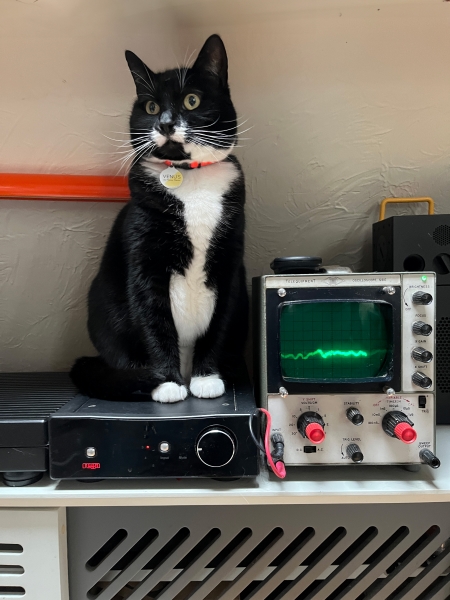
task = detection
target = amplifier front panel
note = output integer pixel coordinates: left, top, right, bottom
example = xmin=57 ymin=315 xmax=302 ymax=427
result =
xmin=49 ymin=415 xmax=258 ymax=479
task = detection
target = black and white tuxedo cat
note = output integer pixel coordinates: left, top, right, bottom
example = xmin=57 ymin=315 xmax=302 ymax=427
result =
xmin=71 ymin=34 xmax=248 ymax=403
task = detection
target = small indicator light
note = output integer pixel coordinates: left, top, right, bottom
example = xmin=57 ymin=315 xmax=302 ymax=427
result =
xmin=145 ymin=445 xmax=151 ymax=450
xmin=421 ymin=275 xmax=427 ymax=282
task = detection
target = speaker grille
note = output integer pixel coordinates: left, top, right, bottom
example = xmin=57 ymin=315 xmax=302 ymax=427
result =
xmin=436 ymin=316 xmax=450 ymax=393
xmin=433 ymin=225 xmax=450 ymax=246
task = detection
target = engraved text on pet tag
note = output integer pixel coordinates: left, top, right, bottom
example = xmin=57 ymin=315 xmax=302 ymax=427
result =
xmin=160 ymin=166 xmax=183 ymax=189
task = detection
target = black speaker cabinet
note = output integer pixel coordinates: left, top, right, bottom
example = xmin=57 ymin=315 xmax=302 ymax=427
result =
xmin=373 ymin=215 xmax=450 ymax=424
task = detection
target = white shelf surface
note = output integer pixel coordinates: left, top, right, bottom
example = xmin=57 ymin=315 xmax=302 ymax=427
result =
xmin=0 ymin=426 xmax=448 ymax=508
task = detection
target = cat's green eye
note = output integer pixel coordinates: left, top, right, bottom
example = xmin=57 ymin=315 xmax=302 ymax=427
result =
xmin=145 ymin=101 xmax=160 ymax=115
xmin=183 ymin=94 xmax=201 ymax=110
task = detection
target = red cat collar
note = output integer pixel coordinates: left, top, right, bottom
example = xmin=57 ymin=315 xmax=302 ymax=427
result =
xmin=163 ymin=160 xmax=215 ymax=170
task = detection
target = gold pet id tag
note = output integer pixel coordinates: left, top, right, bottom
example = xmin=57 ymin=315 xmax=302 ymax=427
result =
xmin=159 ymin=166 xmax=183 ymax=189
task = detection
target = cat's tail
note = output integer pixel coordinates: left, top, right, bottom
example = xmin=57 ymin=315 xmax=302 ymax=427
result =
xmin=70 ymin=356 xmax=161 ymax=401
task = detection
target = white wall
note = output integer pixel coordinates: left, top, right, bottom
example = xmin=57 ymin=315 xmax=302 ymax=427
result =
xmin=1 ymin=0 xmax=450 ymax=370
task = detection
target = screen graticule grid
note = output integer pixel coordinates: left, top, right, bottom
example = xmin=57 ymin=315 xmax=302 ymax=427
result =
xmin=279 ymin=302 xmax=390 ymax=381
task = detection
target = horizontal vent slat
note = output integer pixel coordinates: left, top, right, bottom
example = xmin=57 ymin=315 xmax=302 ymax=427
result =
xmin=0 ymin=373 xmax=75 ymax=418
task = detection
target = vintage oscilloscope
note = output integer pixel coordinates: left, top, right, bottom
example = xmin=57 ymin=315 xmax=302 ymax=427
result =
xmin=253 ymin=260 xmax=440 ymax=469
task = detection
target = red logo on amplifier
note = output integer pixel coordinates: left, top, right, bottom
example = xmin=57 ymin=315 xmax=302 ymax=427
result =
xmin=82 ymin=462 xmax=101 ymax=470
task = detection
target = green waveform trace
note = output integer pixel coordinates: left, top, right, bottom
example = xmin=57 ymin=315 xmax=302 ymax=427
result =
xmin=281 ymin=349 xmax=369 ymax=361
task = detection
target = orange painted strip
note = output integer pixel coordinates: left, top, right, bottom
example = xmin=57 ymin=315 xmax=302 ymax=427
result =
xmin=0 ymin=173 xmax=130 ymax=202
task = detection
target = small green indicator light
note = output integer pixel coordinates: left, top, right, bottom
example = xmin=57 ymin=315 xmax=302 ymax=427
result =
xmin=422 ymin=275 xmax=428 ymax=282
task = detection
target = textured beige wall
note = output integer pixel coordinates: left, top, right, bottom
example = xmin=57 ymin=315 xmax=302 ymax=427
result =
xmin=1 ymin=0 xmax=450 ymax=370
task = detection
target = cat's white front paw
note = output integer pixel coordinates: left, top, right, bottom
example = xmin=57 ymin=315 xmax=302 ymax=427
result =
xmin=152 ymin=382 xmax=188 ymax=403
xmin=190 ymin=374 xmax=225 ymax=399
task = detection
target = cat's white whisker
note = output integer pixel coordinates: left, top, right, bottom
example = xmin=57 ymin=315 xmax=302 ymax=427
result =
xmin=112 ymin=138 xmax=156 ymax=174
xmin=174 ymin=55 xmax=183 ymax=90
xmin=131 ymin=70 xmax=155 ymax=95
xmin=108 ymin=137 xmax=153 ymax=151
xmin=104 ymin=135 xmax=152 ymax=149
xmin=179 ymin=65 xmax=188 ymax=91
xmin=236 ymin=125 xmax=254 ymax=135
xmin=186 ymin=48 xmax=197 ymax=68
xmin=175 ymin=48 xmax=196 ymax=92
xmin=112 ymin=142 xmax=155 ymax=156
xmin=189 ymin=134 xmax=235 ymax=144
xmin=185 ymin=138 xmax=237 ymax=162
xmin=189 ymin=116 xmax=220 ymax=130
xmin=185 ymin=133 xmax=247 ymax=146
xmin=188 ymin=133 xmax=237 ymax=146
xmin=188 ymin=129 xmax=236 ymax=137
xmin=108 ymin=140 xmax=150 ymax=151
xmin=104 ymin=133 xmax=149 ymax=141
xmin=188 ymin=119 xmax=249 ymax=135
xmin=190 ymin=141 xmax=235 ymax=151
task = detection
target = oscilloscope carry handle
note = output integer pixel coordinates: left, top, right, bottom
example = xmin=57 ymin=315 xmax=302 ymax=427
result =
xmin=379 ymin=197 xmax=435 ymax=221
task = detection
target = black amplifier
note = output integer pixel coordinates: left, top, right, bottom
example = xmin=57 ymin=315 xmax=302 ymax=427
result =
xmin=49 ymin=375 xmax=259 ymax=480
xmin=0 ymin=373 xmax=75 ymax=486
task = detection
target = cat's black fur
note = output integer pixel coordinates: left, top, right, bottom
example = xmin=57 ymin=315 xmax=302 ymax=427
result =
xmin=71 ymin=35 xmax=248 ymax=401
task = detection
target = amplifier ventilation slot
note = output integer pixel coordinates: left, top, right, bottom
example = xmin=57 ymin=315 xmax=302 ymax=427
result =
xmin=436 ymin=316 xmax=450 ymax=393
xmin=433 ymin=225 xmax=450 ymax=246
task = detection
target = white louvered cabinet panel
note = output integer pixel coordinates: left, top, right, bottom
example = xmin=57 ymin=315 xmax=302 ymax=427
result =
xmin=0 ymin=508 xmax=68 ymax=600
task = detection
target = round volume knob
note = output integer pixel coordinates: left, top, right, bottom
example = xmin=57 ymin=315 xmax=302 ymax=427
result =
xmin=412 ymin=292 xmax=433 ymax=305
xmin=412 ymin=321 xmax=433 ymax=336
xmin=412 ymin=347 xmax=433 ymax=363
xmin=347 ymin=443 xmax=364 ymax=463
xmin=196 ymin=428 xmax=236 ymax=468
xmin=297 ymin=412 xmax=326 ymax=444
xmin=382 ymin=411 xmax=417 ymax=444
xmin=412 ymin=371 xmax=432 ymax=389
xmin=346 ymin=407 xmax=364 ymax=426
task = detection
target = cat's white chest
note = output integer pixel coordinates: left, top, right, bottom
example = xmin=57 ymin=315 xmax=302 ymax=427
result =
xmin=145 ymin=161 xmax=238 ymax=349
xmin=169 ymin=188 xmax=219 ymax=347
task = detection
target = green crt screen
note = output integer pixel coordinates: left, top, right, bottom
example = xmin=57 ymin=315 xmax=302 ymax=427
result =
xmin=279 ymin=301 xmax=392 ymax=381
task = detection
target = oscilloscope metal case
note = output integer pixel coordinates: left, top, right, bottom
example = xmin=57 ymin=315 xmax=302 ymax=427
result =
xmin=253 ymin=272 xmax=437 ymax=467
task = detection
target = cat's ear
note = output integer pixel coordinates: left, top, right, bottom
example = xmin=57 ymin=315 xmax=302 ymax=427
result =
xmin=192 ymin=34 xmax=228 ymax=86
xmin=125 ymin=50 xmax=155 ymax=97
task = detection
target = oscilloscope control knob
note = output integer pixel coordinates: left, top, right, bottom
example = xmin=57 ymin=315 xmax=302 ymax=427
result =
xmin=346 ymin=407 xmax=364 ymax=426
xmin=412 ymin=291 xmax=433 ymax=305
xmin=412 ymin=371 xmax=432 ymax=389
xmin=382 ymin=411 xmax=417 ymax=444
xmin=347 ymin=443 xmax=364 ymax=463
xmin=196 ymin=427 xmax=236 ymax=468
xmin=412 ymin=321 xmax=433 ymax=336
xmin=297 ymin=412 xmax=326 ymax=444
xmin=412 ymin=347 xmax=433 ymax=363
